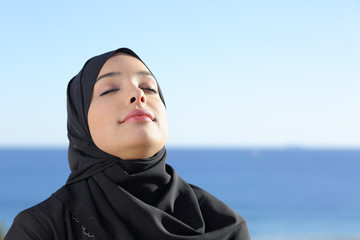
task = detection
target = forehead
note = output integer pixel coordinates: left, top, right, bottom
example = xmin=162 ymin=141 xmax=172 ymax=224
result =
xmin=98 ymin=53 xmax=148 ymax=76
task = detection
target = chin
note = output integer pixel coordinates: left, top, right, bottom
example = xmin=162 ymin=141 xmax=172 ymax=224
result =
xmin=116 ymin=143 xmax=162 ymax=160
xmin=100 ymin=126 xmax=167 ymax=160
xmin=112 ymin=135 xmax=165 ymax=160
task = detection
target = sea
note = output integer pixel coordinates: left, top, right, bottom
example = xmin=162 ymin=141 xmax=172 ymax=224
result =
xmin=0 ymin=148 xmax=359 ymax=240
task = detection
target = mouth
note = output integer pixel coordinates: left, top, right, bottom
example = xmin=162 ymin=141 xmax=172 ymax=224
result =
xmin=120 ymin=109 xmax=154 ymax=124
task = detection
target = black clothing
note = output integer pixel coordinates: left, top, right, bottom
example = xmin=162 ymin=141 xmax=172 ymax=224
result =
xmin=5 ymin=169 xmax=250 ymax=239
xmin=5 ymin=48 xmax=250 ymax=240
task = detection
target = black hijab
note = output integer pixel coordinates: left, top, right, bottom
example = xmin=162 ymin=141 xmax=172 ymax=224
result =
xmin=54 ymin=48 xmax=250 ymax=240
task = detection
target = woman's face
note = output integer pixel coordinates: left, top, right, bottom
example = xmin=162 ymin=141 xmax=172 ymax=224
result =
xmin=88 ymin=53 xmax=168 ymax=160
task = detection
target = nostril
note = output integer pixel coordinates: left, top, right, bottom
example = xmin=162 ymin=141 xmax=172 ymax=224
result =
xmin=140 ymin=96 xmax=145 ymax=103
xmin=130 ymin=97 xmax=136 ymax=103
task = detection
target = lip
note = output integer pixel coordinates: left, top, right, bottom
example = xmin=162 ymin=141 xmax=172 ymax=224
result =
xmin=120 ymin=109 xmax=154 ymax=124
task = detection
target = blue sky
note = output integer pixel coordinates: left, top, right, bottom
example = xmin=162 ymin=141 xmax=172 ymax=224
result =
xmin=0 ymin=0 xmax=359 ymax=148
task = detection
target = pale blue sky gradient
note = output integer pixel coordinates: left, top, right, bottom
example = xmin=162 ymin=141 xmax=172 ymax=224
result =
xmin=0 ymin=0 xmax=359 ymax=148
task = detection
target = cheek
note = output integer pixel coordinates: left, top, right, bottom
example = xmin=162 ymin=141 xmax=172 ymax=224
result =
xmin=158 ymin=105 xmax=168 ymax=133
xmin=88 ymin=103 xmax=114 ymax=140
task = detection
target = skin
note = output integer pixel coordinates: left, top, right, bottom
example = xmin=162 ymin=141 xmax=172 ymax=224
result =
xmin=87 ymin=53 xmax=168 ymax=160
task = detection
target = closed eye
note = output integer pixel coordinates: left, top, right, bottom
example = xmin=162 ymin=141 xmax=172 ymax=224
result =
xmin=141 ymin=87 xmax=157 ymax=94
xmin=100 ymin=88 xmax=120 ymax=96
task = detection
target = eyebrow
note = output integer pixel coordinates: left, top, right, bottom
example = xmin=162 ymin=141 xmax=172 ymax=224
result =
xmin=136 ymin=70 xmax=153 ymax=78
xmin=95 ymin=70 xmax=154 ymax=82
xmin=96 ymin=72 xmax=121 ymax=82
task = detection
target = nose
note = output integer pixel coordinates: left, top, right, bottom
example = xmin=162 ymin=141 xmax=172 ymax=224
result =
xmin=129 ymin=88 xmax=146 ymax=105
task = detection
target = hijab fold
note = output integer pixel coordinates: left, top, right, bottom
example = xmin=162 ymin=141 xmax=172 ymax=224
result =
xmin=54 ymin=48 xmax=250 ymax=239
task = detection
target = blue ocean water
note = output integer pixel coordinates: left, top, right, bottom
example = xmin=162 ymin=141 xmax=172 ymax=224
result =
xmin=0 ymin=148 xmax=359 ymax=239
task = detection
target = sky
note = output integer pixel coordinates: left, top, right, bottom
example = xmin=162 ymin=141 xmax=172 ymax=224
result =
xmin=0 ymin=0 xmax=359 ymax=148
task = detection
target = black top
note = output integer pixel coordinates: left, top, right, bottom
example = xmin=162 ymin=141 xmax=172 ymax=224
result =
xmin=4 ymin=48 xmax=251 ymax=240
xmin=5 ymin=167 xmax=250 ymax=239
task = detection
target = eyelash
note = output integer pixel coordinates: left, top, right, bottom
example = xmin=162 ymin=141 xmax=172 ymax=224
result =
xmin=100 ymin=87 xmax=157 ymax=97
xmin=100 ymin=88 xmax=119 ymax=96
xmin=141 ymin=87 xmax=157 ymax=94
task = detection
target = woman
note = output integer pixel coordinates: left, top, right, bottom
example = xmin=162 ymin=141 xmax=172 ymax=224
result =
xmin=5 ymin=48 xmax=251 ymax=239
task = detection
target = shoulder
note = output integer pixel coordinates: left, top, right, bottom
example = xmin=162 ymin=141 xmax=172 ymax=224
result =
xmin=189 ymin=183 xmax=248 ymax=224
xmin=5 ymin=195 xmax=66 ymax=240
xmin=189 ymin=183 xmax=244 ymax=216
xmin=188 ymin=183 xmax=223 ymax=205
xmin=189 ymin=184 xmax=250 ymax=239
